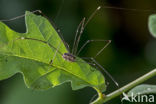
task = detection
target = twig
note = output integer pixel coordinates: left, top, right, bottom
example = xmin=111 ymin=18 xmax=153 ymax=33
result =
xmin=91 ymin=69 xmax=156 ymax=104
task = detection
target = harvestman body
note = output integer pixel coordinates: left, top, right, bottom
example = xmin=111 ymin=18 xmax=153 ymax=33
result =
xmin=0 ymin=6 xmax=119 ymax=87
xmin=62 ymin=53 xmax=76 ymax=62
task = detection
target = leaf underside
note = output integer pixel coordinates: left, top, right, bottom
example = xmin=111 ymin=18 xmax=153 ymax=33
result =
xmin=127 ymin=84 xmax=156 ymax=96
xmin=0 ymin=11 xmax=106 ymax=92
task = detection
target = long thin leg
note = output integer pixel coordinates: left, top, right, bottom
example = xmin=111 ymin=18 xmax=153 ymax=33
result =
xmin=81 ymin=57 xmax=119 ymax=87
xmin=15 ymin=37 xmax=63 ymax=56
xmin=91 ymin=57 xmax=119 ymax=87
xmin=38 ymin=11 xmax=70 ymax=53
xmin=54 ymin=0 xmax=65 ymax=21
xmin=51 ymin=41 xmax=62 ymax=64
xmin=77 ymin=39 xmax=111 ymax=58
xmin=94 ymin=40 xmax=111 ymax=58
xmin=73 ymin=18 xmax=86 ymax=55
xmin=101 ymin=5 xmax=156 ymax=12
xmin=72 ymin=6 xmax=101 ymax=55
xmin=56 ymin=28 xmax=70 ymax=52
xmin=76 ymin=60 xmax=95 ymax=66
xmin=84 ymin=6 xmax=101 ymax=28
xmin=72 ymin=18 xmax=85 ymax=54
xmin=30 ymin=10 xmax=70 ymax=53
xmin=80 ymin=58 xmax=99 ymax=71
xmin=0 ymin=10 xmax=42 ymax=22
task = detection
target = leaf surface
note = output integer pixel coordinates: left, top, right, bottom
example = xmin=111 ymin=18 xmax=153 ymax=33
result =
xmin=0 ymin=11 xmax=105 ymax=91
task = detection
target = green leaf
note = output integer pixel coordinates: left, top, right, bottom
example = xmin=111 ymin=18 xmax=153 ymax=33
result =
xmin=127 ymin=84 xmax=156 ymax=96
xmin=0 ymin=11 xmax=105 ymax=92
xmin=149 ymin=14 xmax=156 ymax=38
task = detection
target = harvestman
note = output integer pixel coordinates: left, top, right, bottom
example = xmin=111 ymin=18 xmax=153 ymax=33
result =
xmin=0 ymin=6 xmax=119 ymax=87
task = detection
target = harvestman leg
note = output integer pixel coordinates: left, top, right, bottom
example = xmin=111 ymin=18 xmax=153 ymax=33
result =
xmin=73 ymin=18 xmax=86 ymax=55
xmin=54 ymin=0 xmax=64 ymax=21
xmin=69 ymin=6 xmax=118 ymax=86
xmin=76 ymin=39 xmax=118 ymax=86
xmin=72 ymin=18 xmax=86 ymax=54
xmin=15 ymin=37 xmax=66 ymax=69
xmin=77 ymin=39 xmax=111 ymax=57
xmin=49 ymin=41 xmax=62 ymax=65
xmin=15 ymin=37 xmax=95 ymax=67
xmin=15 ymin=37 xmax=63 ymax=55
xmin=0 ymin=10 xmax=42 ymax=21
xmin=72 ymin=6 xmax=101 ymax=55
xmin=78 ymin=56 xmax=116 ymax=103
xmin=36 ymin=10 xmax=71 ymax=53
xmin=81 ymin=57 xmax=119 ymax=87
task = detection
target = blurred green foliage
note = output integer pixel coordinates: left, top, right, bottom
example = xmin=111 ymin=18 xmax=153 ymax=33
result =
xmin=0 ymin=0 xmax=156 ymax=104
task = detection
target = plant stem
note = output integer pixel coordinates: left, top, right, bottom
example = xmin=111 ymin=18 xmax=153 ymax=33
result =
xmin=91 ymin=69 xmax=156 ymax=104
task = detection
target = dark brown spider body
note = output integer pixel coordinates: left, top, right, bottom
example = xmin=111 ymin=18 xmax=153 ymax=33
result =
xmin=62 ymin=53 xmax=76 ymax=62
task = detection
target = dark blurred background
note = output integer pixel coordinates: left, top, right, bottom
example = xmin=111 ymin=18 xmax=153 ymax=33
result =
xmin=0 ymin=0 xmax=156 ymax=104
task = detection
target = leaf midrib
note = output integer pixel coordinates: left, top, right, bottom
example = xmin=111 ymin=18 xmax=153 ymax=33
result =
xmin=7 ymin=53 xmax=93 ymax=87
